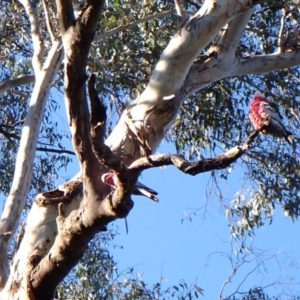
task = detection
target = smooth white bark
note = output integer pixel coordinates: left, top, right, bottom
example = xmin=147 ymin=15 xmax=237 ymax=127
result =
xmin=132 ymin=0 xmax=251 ymax=109
xmin=0 ymin=75 xmax=35 ymax=94
xmin=19 ymin=0 xmax=44 ymax=74
xmin=0 ymin=40 xmax=63 ymax=290
xmin=106 ymin=0 xmax=252 ymax=163
xmin=187 ymin=46 xmax=300 ymax=95
xmin=2 ymin=204 xmax=58 ymax=299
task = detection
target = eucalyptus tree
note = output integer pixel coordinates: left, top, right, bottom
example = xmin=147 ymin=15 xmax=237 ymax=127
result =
xmin=1 ymin=0 xmax=300 ymax=299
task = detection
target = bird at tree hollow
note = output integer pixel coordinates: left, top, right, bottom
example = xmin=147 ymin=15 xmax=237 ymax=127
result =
xmin=101 ymin=173 xmax=159 ymax=202
xmin=249 ymin=91 xmax=294 ymax=144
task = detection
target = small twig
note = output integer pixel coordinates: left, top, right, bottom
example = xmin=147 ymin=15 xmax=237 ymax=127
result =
xmin=0 ymin=119 xmax=25 ymax=128
xmin=288 ymin=69 xmax=300 ymax=84
xmin=36 ymin=147 xmax=75 ymax=155
xmin=0 ymin=127 xmax=20 ymax=141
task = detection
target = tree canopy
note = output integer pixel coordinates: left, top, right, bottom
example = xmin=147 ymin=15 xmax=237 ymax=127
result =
xmin=1 ymin=0 xmax=300 ymax=299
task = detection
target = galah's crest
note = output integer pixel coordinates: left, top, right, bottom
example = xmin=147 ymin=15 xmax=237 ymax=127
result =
xmin=249 ymin=91 xmax=294 ymax=144
xmin=101 ymin=173 xmax=159 ymax=202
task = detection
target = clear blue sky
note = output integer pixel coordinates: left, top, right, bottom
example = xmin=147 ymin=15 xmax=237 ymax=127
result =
xmin=110 ymin=142 xmax=300 ymax=299
xmin=1 ymin=99 xmax=300 ymax=299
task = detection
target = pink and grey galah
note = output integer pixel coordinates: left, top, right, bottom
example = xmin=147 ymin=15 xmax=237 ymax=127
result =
xmin=249 ymin=91 xmax=294 ymax=144
xmin=101 ymin=173 xmax=159 ymax=202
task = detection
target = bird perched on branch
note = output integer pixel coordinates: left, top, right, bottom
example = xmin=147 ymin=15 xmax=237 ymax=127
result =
xmin=101 ymin=173 xmax=159 ymax=202
xmin=249 ymin=91 xmax=294 ymax=144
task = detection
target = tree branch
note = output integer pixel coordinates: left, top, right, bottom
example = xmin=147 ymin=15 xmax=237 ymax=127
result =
xmin=128 ymin=130 xmax=260 ymax=175
xmin=236 ymin=50 xmax=300 ymax=75
xmin=88 ymin=75 xmax=122 ymax=172
xmin=212 ymin=8 xmax=255 ymax=57
xmin=174 ymin=0 xmax=184 ymax=17
xmin=277 ymin=8 xmax=287 ymax=54
xmin=105 ymin=1 xmax=255 ymax=169
xmin=188 ymin=9 xmax=255 ymax=93
xmin=8 ymin=90 xmax=30 ymax=99
xmin=56 ymin=0 xmax=75 ymax=34
xmin=0 ymin=75 xmax=35 ymax=95
xmin=42 ymin=0 xmax=57 ymax=42
xmin=81 ymin=0 xmax=107 ymax=34
xmin=58 ymin=0 xmax=104 ymax=168
xmin=88 ymin=74 xmax=133 ymax=208
xmin=187 ymin=47 xmax=300 ymax=95
xmin=135 ymin=1 xmax=252 ymax=108
xmin=1 ymin=1 xmax=277 ymax=297
xmin=36 ymin=147 xmax=75 ymax=155
xmin=19 ymin=0 xmax=44 ymax=74
xmin=13 ymin=2 xmax=131 ymax=299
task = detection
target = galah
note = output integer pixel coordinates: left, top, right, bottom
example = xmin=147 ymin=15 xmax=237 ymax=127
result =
xmin=101 ymin=173 xmax=159 ymax=202
xmin=249 ymin=91 xmax=294 ymax=144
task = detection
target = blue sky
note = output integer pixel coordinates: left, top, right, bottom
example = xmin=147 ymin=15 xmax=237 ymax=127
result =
xmin=109 ymin=141 xmax=300 ymax=299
